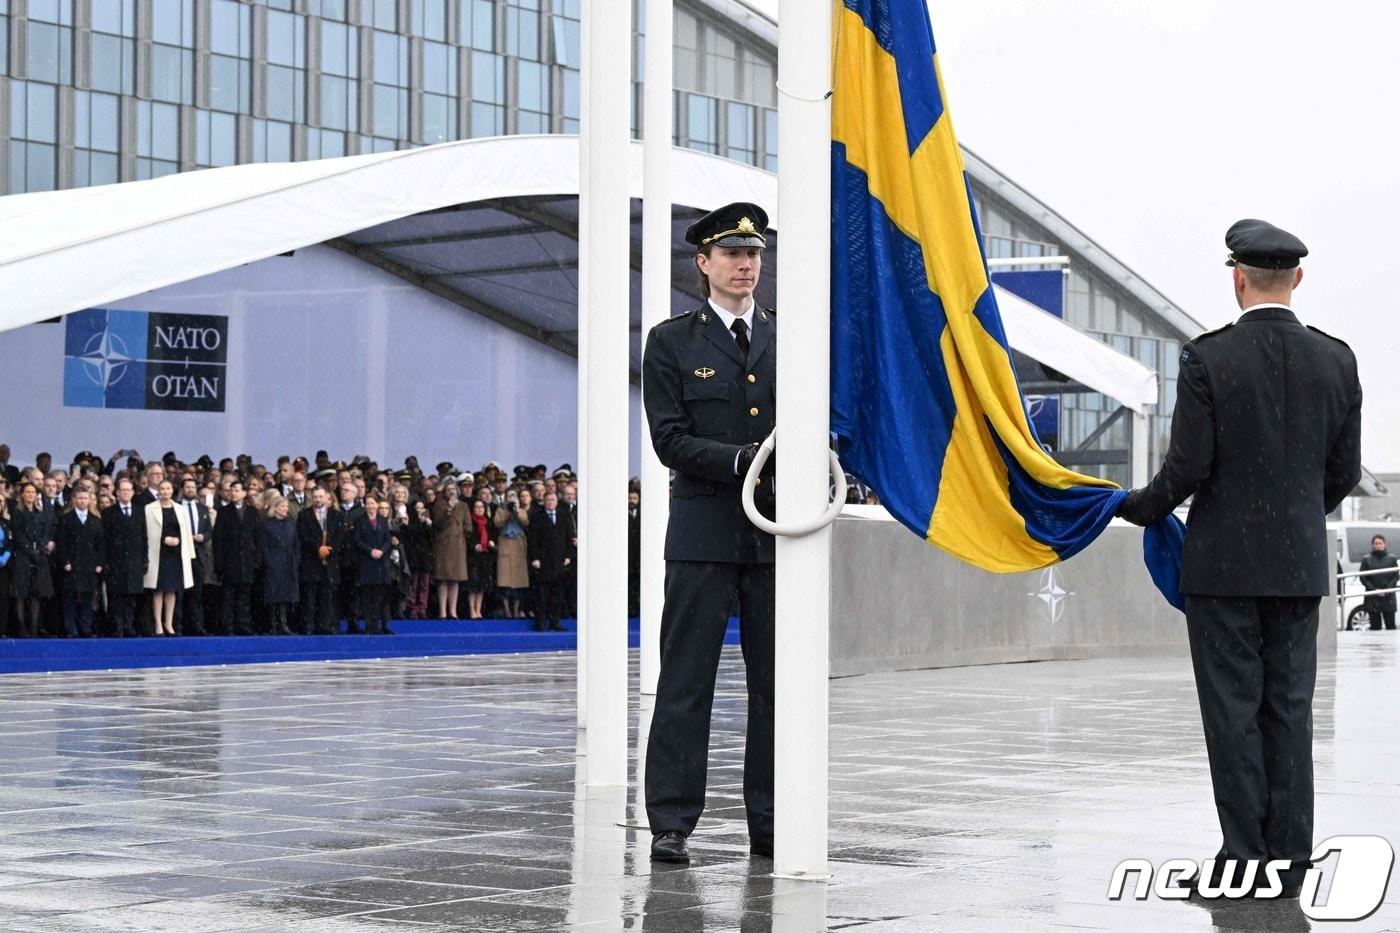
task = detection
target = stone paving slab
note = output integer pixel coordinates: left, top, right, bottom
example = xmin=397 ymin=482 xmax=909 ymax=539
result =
xmin=0 ymin=634 xmax=1395 ymax=930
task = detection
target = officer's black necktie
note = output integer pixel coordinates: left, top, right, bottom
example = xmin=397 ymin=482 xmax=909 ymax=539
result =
xmin=731 ymin=318 xmax=750 ymax=361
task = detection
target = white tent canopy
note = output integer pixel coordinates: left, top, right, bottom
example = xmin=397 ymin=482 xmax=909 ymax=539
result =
xmin=0 ymin=134 xmax=1155 ymax=408
xmin=995 ymin=284 xmax=1158 ymax=412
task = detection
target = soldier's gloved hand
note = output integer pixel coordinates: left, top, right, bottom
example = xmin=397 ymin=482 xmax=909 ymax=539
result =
xmin=735 ymin=443 xmax=761 ymax=477
xmin=1116 ymin=489 xmax=1149 ymax=527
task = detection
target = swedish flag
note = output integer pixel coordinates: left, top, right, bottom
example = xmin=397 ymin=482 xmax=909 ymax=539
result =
xmin=829 ymin=0 xmax=1135 ymax=575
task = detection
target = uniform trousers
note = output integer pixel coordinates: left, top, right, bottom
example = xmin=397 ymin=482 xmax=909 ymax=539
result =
xmin=1185 ymin=594 xmax=1318 ymax=886
xmin=646 ymin=560 xmax=774 ymax=840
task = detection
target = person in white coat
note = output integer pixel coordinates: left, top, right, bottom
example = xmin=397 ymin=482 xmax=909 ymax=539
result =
xmin=144 ymin=480 xmax=194 ymax=636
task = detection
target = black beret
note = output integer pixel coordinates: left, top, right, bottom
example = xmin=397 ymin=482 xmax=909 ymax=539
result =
xmin=685 ymin=202 xmax=769 ymax=249
xmin=1225 ymin=219 xmax=1308 ymax=270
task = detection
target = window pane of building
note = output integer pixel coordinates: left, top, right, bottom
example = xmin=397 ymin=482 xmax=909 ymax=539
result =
xmin=151 ymin=45 xmax=193 ymax=104
xmin=90 ymin=0 xmax=135 ymax=35
xmin=462 ymin=0 xmax=496 ymax=52
xmin=421 ymin=93 xmax=455 ymax=143
xmin=252 ymin=118 xmax=293 ymax=162
xmin=506 ymin=4 xmax=540 ymax=60
xmin=686 ymin=93 xmax=717 ymax=154
xmin=26 ymin=22 xmax=72 ymax=84
xmin=411 ymin=0 xmax=447 ymax=41
xmin=151 ymin=0 xmax=193 ymax=46
xmin=726 ymin=101 xmax=754 ymax=164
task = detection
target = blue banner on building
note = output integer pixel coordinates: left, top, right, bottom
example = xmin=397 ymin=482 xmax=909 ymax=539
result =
xmin=990 ymin=269 xmax=1064 ymax=318
xmin=63 ymin=309 xmax=229 ymax=412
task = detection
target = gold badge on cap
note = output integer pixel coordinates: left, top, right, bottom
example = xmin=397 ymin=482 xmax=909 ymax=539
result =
xmin=694 ymin=367 xmax=715 ymax=379
xmin=737 ymin=216 xmax=757 ymax=235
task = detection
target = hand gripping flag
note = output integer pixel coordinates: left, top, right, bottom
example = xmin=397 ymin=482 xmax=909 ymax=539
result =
xmin=828 ymin=0 xmax=1184 ymax=606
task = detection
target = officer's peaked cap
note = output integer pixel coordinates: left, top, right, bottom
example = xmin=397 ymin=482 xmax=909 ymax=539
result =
xmin=1225 ymin=219 xmax=1308 ymax=270
xmin=685 ymin=202 xmax=769 ymax=249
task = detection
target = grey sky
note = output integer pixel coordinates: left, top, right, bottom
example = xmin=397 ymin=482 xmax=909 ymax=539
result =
xmin=752 ymin=0 xmax=1398 ymax=467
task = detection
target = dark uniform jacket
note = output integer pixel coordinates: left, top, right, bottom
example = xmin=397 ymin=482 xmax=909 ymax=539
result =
xmin=642 ymin=304 xmax=777 ymax=563
xmin=214 ymin=503 xmax=262 ymax=585
xmin=101 ymin=503 xmax=147 ymax=595
xmin=57 ymin=510 xmax=105 ymax=593
xmin=1120 ymin=306 xmax=1362 ymax=596
xmin=297 ymin=506 xmax=346 ymax=586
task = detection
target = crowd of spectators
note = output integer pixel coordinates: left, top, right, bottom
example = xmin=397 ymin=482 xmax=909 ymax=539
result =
xmin=0 ymin=444 xmax=643 ymax=639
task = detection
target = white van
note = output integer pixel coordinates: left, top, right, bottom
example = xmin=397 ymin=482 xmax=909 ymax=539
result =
xmin=1328 ymin=520 xmax=1400 ymax=630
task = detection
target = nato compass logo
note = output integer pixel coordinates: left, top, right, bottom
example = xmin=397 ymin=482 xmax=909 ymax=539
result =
xmin=1030 ymin=566 xmax=1075 ymax=625
xmin=63 ymin=309 xmax=229 ymax=412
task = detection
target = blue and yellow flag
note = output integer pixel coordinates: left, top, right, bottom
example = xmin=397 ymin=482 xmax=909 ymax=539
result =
xmin=830 ymin=0 xmax=1180 ymax=592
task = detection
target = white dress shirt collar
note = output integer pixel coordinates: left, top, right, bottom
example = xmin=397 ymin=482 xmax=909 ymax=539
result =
xmin=1240 ymin=302 xmax=1293 ymax=316
xmin=707 ymin=298 xmax=755 ymax=337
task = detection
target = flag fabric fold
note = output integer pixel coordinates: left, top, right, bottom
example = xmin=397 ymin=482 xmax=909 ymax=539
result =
xmin=828 ymin=0 xmax=1183 ymax=605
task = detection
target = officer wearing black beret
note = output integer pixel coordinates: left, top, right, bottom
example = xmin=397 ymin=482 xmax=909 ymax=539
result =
xmin=1119 ymin=218 xmax=1362 ymax=896
xmin=642 ymin=201 xmax=777 ymax=864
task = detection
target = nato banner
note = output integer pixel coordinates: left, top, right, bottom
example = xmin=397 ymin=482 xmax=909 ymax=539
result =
xmin=63 ymin=309 xmax=229 ymax=412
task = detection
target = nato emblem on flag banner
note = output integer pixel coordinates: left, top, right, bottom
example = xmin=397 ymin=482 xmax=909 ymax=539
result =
xmin=63 ymin=309 xmax=229 ymax=412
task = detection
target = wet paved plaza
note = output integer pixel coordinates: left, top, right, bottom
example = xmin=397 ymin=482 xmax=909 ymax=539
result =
xmin=0 ymin=634 xmax=1396 ymax=931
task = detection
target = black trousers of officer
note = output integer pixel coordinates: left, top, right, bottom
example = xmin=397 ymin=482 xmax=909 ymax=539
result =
xmin=1185 ymin=594 xmax=1318 ymax=885
xmin=646 ymin=560 xmax=775 ymax=840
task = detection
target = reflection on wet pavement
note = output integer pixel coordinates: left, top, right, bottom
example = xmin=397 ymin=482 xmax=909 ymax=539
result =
xmin=0 ymin=634 xmax=1395 ymax=930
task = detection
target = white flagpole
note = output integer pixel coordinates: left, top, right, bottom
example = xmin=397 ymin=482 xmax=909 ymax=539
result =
xmin=773 ymin=0 xmax=833 ymax=879
xmin=579 ymin=0 xmax=631 ymax=786
xmin=639 ymin=0 xmax=673 ymax=698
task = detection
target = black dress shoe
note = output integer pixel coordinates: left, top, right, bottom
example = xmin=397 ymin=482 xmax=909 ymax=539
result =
xmin=650 ymin=831 xmax=690 ymax=863
xmin=750 ymin=836 xmax=774 ymax=859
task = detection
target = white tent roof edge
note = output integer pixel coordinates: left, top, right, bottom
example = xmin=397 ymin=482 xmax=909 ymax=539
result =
xmin=995 ymin=284 xmax=1159 ymax=413
xmin=0 ymin=134 xmax=1157 ymax=411
xmin=0 ymin=135 xmax=776 ymax=334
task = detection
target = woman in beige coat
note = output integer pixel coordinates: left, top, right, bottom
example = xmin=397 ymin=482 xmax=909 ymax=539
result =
xmin=431 ymin=482 xmax=469 ymax=619
xmin=493 ymin=493 xmax=531 ymax=619
xmin=144 ymin=479 xmax=194 ymax=635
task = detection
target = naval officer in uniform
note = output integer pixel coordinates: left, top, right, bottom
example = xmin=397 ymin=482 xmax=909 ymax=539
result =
xmin=1118 ymin=219 xmax=1362 ymax=896
xmin=642 ymin=202 xmax=778 ymax=864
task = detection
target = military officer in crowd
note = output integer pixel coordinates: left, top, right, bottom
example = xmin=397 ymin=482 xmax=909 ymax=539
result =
xmin=1118 ymin=219 xmax=1362 ymax=898
xmin=642 ymin=202 xmax=778 ymax=864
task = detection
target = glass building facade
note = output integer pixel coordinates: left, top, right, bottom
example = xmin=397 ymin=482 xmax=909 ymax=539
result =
xmin=0 ymin=0 xmax=1193 ymax=480
xmin=0 ymin=0 xmax=777 ymax=190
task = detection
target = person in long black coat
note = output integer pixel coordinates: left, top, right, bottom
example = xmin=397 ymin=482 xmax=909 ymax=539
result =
xmin=214 ymin=482 xmax=261 ymax=636
xmin=0 ymin=499 xmax=13 ymax=639
xmin=527 ymin=491 xmax=573 ymax=633
xmin=354 ymin=497 xmax=395 ymax=635
xmin=259 ymin=497 xmax=299 ymax=636
xmin=101 ymin=479 xmax=147 ymax=638
xmin=57 ymin=488 xmax=104 ymax=637
xmin=10 ymin=483 xmax=54 ymax=638
xmin=1118 ymin=219 xmax=1362 ymax=895
xmin=296 ymin=487 xmax=344 ymax=635
xmin=1359 ymin=534 xmax=1399 ymax=631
